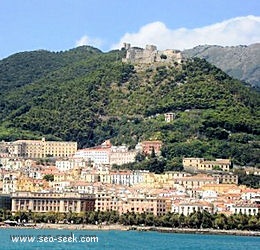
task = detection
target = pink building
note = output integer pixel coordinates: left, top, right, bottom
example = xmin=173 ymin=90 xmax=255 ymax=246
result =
xmin=141 ymin=140 xmax=162 ymax=155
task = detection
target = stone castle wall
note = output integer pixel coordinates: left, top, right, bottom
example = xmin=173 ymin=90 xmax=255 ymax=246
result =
xmin=122 ymin=43 xmax=183 ymax=64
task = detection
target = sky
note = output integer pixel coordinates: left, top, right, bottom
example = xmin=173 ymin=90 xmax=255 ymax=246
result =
xmin=0 ymin=0 xmax=259 ymax=59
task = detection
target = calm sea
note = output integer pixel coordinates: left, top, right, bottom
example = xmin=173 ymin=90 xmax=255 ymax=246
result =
xmin=0 ymin=228 xmax=259 ymax=250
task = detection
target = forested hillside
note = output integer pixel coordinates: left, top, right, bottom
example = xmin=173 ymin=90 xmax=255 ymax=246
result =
xmin=0 ymin=46 xmax=259 ymax=167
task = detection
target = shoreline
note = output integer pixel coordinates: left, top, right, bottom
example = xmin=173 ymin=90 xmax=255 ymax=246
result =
xmin=2 ymin=223 xmax=259 ymax=237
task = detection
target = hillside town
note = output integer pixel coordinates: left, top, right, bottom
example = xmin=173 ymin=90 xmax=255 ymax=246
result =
xmin=0 ymin=134 xmax=259 ymax=220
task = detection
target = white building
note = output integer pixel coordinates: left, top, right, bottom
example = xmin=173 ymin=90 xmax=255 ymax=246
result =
xmin=241 ymin=190 xmax=260 ymax=201
xmin=230 ymin=204 xmax=259 ymax=215
xmin=201 ymin=190 xmax=218 ymax=201
xmin=73 ymin=140 xmax=139 ymax=166
xmin=55 ymin=158 xmax=88 ymax=172
xmin=50 ymin=181 xmax=71 ymax=192
xmin=2 ymin=174 xmax=18 ymax=194
xmin=110 ymin=170 xmax=146 ymax=186
xmin=172 ymin=201 xmax=213 ymax=216
xmin=74 ymin=147 xmax=110 ymax=165
xmin=110 ymin=145 xmax=137 ymax=166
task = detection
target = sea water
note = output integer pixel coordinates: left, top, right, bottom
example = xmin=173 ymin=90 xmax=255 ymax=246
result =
xmin=0 ymin=228 xmax=259 ymax=250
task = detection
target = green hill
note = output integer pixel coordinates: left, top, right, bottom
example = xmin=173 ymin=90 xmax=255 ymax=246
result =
xmin=0 ymin=46 xmax=259 ymax=167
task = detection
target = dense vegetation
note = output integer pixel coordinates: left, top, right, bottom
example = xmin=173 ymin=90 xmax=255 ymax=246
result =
xmin=1 ymin=209 xmax=259 ymax=231
xmin=0 ymin=46 xmax=259 ymax=167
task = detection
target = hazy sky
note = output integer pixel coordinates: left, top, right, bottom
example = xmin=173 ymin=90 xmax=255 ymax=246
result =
xmin=0 ymin=0 xmax=259 ymax=59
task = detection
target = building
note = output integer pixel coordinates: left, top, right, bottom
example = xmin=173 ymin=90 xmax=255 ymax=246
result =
xmin=182 ymin=158 xmax=203 ymax=172
xmin=74 ymin=141 xmax=140 ymax=166
xmin=141 ymin=140 xmax=162 ymax=156
xmin=212 ymin=173 xmax=238 ymax=184
xmin=11 ymin=191 xmax=95 ymax=213
xmin=10 ymin=138 xmax=77 ymax=158
xmin=201 ymin=184 xmax=242 ymax=195
xmin=157 ymin=197 xmax=172 ymax=216
xmin=110 ymin=145 xmax=137 ymax=166
xmin=230 ymin=203 xmax=259 ymax=215
xmin=164 ymin=113 xmax=175 ymax=123
xmin=74 ymin=146 xmax=110 ymax=165
xmin=172 ymin=201 xmax=214 ymax=216
xmin=143 ymin=172 xmax=189 ymax=188
xmin=2 ymin=174 xmax=18 ymax=194
xmin=183 ymin=158 xmax=231 ymax=172
xmin=120 ymin=193 xmax=159 ymax=216
xmin=55 ymin=158 xmax=88 ymax=172
xmin=95 ymin=190 xmax=121 ymax=213
xmin=174 ymin=174 xmax=217 ymax=190
xmin=109 ymin=170 xmax=146 ymax=186
xmin=198 ymin=159 xmax=231 ymax=172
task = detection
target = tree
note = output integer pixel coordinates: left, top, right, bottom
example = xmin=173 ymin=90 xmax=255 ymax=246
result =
xmin=43 ymin=174 xmax=54 ymax=182
xmin=135 ymin=152 xmax=145 ymax=162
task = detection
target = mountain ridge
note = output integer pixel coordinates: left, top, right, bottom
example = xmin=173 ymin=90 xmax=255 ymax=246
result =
xmin=183 ymin=43 xmax=260 ymax=88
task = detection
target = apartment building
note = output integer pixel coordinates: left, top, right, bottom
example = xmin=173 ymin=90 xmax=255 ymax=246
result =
xmin=55 ymin=158 xmax=88 ymax=172
xmin=2 ymin=174 xmax=18 ymax=194
xmin=172 ymin=201 xmax=214 ymax=216
xmin=157 ymin=197 xmax=172 ymax=216
xmin=120 ymin=194 xmax=158 ymax=215
xmin=95 ymin=190 xmax=121 ymax=212
xmin=110 ymin=170 xmax=146 ymax=186
xmin=11 ymin=191 xmax=95 ymax=213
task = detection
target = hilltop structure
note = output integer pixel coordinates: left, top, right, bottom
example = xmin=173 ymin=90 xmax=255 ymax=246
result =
xmin=122 ymin=43 xmax=183 ymax=64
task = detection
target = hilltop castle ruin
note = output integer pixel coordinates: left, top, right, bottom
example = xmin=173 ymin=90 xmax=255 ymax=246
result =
xmin=122 ymin=43 xmax=183 ymax=64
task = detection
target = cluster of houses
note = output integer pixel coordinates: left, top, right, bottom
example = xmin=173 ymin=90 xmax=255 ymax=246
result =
xmin=0 ymin=138 xmax=259 ymax=217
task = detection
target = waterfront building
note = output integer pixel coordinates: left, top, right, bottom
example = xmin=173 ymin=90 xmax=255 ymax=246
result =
xmin=11 ymin=191 xmax=95 ymax=213
xmin=230 ymin=203 xmax=259 ymax=215
xmin=172 ymin=201 xmax=214 ymax=216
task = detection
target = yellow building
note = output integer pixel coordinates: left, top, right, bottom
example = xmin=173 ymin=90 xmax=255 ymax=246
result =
xmin=17 ymin=176 xmax=49 ymax=192
xmin=183 ymin=158 xmax=231 ymax=172
xmin=201 ymin=183 xmax=243 ymax=194
xmin=142 ymin=172 xmax=188 ymax=188
xmin=174 ymin=174 xmax=217 ymax=190
xmin=11 ymin=138 xmax=77 ymax=158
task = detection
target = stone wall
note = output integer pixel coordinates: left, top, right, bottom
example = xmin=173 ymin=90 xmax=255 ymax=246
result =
xmin=122 ymin=43 xmax=183 ymax=64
